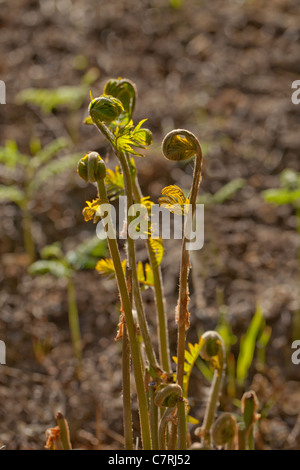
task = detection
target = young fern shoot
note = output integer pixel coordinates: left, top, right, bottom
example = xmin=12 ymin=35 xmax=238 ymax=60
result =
xmin=159 ymin=129 xmax=203 ymax=449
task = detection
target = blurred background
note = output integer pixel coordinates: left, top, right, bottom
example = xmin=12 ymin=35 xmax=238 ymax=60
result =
xmin=0 ymin=0 xmax=300 ymax=450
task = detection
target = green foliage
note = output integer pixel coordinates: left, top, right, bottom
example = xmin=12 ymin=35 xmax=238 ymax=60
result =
xmin=169 ymin=0 xmax=184 ymax=8
xmin=0 ymin=138 xmax=80 ymax=201
xmin=114 ymin=119 xmax=153 ymax=157
xmin=197 ymin=178 xmax=246 ymax=205
xmin=103 ymin=78 xmax=136 ymax=125
xmin=136 ymin=261 xmax=154 ymax=288
xmin=16 ymin=85 xmax=89 ymax=114
xmin=236 ymin=305 xmax=268 ymax=386
xmin=29 ymin=237 xmax=108 ymax=279
xmin=159 ymin=184 xmax=189 ymax=215
xmin=0 ymin=139 xmax=28 ymax=167
xmin=105 ymin=165 xmax=125 ymax=199
xmin=0 ymin=185 xmax=24 ymax=206
xmin=148 ymin=238 xmax=164 ymax=268
xmin=66 ymin=236 xmax=108 ymax=270
xmin=0 ymin=137 xmax=81 ymax=260
xmin=96 ymin=257 xmax=154 ymax=289
xmin=28 ymin=259 xmax=72 ymax=279
xmin=262 ymin=169 xmax=300 ymax=207
xmin=173 ymin=338 xmax=203 ymax=398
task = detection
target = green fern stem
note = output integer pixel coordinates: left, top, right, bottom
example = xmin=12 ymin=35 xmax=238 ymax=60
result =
xmin=92 ymin=117 xmax=160 ymax=378
xmin=97 ymin=178 xmax=152 ymax=450
xmin=116 ymin=149 xmax=161 ymax=378
xmin=201 ymin=368 xmax=224 ymax=446
xmin=131 ymin=172 xmax=171 ymax=374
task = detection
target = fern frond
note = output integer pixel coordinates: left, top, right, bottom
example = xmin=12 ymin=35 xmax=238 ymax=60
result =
xmin=115 ymin=119 xmax=152 ymax=157
xmin=158 ymin=184 xmax=189 ymax=215
xmin=149 ymin=238 xmax=164 ymax=268
xmin=172 ymin=338 xmax=203 ymax=397
xmin=137 ymin=261 xmax=154 ymax=288
xmin=96 ymin=258 xmax=127 ymax=279
xmin=105 ymin=165 xmax=124 ymax=200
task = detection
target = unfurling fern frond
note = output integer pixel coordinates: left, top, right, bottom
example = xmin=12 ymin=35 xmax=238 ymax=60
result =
xmin=105 ymin=166 xmax=124 ymax=200
xmin=158 ymin=184 xmax=189 ymax=215
xmin=96 ymin=258 xmax=154 ymax=289
xmin=149 ymin=238 xmax=164 ymax=268
xmin=172 ymin=338 xmax=203 ymax=398
xmin=115 ymin=119 xmax=152 ymax=157
xmin=96 ymin=258 xmax=127 ymax=279
xmin=136 ymin=261 xmax=154 ymax=289
xmin=82 ymin=199 xmax=104 ymax=223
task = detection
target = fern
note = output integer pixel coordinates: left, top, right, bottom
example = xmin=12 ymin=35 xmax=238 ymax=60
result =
xmin=105 ymin=165 xmax=125 ymax=200
xmin=114 ymin=119 xmax=152 ymax=157
xmin=158 ymin=184 xmax=189 ymax=215
xmin=173 ymin=338 xmax=203 ymax=398
xmin=136 ymin=261 xmax=154 ymax=288
xmin=149 ymin=238 xmax=164 ymax=268
xmin=96 ymin=258 xmax=154 ymax=288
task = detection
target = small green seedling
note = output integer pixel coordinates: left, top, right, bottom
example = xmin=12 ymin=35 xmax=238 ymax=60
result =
xmin=29 ymin=237 xmax=107 ymax=371
xmin=0 ymin=138 xmax=81 ymax=262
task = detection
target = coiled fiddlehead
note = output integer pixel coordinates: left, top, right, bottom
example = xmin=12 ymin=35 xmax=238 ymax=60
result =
xmin=199 ymin=331 xmax=225 ymax=446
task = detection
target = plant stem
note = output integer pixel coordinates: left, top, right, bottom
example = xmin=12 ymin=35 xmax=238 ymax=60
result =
xmin=117 ymin=150 xmax=161 ymax=378
xmin=92 ymin=118 xmax=160 ymax=378
xmin=131 ymin=173 xmax=171 ymax=373
xmin=176 ymin=146 xmax=203 ymax=449
xmin=201 ymin=369 xmax=224 ymax=446
xmin=67 ymin=276 xmax=82 ymax=372
xmin=122 ymin=268 xmax=134 ymax=450
xmin=168 ymin=421 xmax=177 ymax=450
xmin=97 ymin=179 xmax=152 ymax=450
xmin=158 ymin=407 xmax=176 ymax=450
xmin=56 ymin=411 xmax=72 ymax=450
xmin=238 ymin=426 xmax=247 ymax=450
xmin=122 ymin=323 xmax=134 ymax=449
xmin=149 ymin=383 xmax=159 ymax=450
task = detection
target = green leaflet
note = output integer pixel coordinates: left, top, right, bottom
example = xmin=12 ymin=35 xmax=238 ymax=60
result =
xmin=236 ymin=305 xmax=266 ymax=386
xmin=28 ymin=260 xmax=72 ymax=279
xmin=173 ymin=338 xmax=204 ymax=398
xmin=96 ymin=258 xmax=154 ymax=288
xmin=158 ymin=184 xmax=189 ymax=215
xmin=115 ymin=119 xmax=152 ymax=157
xmin=0 ymin=185 xmax=24 ymax=206
xmin=149 ymin=238 xmax=164 ymax=268
xmin=105 ymin=165 xmax=125 ymax=199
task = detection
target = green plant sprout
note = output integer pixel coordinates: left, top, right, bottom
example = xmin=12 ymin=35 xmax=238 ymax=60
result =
xmin=262 ymin=169 xmax=300 ymax=339
xmin=0 ymin=138 xmax=81 ymax=262
xmin=28 ymin=237 xmax=107 ymax=371
xmin=74 ymin=77 xmax=261 ymax=450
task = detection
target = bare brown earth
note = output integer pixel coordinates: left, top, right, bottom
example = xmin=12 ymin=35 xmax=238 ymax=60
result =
xmin=0 ymin=0 xmax=300 ymax=450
